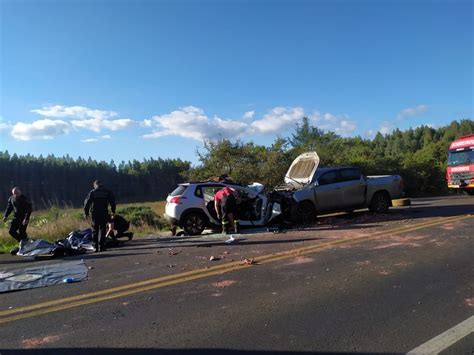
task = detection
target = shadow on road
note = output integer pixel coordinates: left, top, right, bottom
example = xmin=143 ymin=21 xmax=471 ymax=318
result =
xmin=0 ymin=252 xmax=151 ymax=266
xmin=118 ymin=237 xmax=325 ymax=251
xmin=0 ymin=348 xmax=402 ymax=355
xmin=316 ymin=202 xmax=474 ymax=227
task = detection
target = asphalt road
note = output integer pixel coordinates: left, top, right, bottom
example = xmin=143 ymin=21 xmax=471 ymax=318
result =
xmin=1 ymin=195 xmax=473 ymax=354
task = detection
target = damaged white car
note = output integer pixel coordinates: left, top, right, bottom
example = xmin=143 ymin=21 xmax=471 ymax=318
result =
xmin=164 ymin=180 xmax=281 ymax=235
xmin=164 ymin=151 xmax=404 ymax=235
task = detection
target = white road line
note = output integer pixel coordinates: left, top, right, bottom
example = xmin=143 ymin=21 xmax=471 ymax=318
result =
xmin=407 ymin=315 xmax=474 ymax=354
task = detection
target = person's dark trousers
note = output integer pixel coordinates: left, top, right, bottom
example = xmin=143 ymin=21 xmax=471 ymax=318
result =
xmin=92 ymin=217 xmax=107 ymax=252
xmin=9 ymin=218 xmax=28 ymax=242
xmin=221 ymin=195 xmax=237 ymax=233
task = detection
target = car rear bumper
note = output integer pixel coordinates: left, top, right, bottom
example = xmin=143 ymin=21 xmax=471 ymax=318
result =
xmin=163 ymin=213 xmax=178 ymax=226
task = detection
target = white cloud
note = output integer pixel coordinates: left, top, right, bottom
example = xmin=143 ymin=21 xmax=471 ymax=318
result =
xmin=71 ymin=118 xmax=134 ymax=132
xmin=308 ymin=111 xmax=357 ymax=137
xmin=0 ymin=120 xmax=11 ymax=133
xmin=29 ymin=104 xmax=134 ymax=134
xmin=250 ymin=107 xmax=305 ymax=134
xmin=372 ymin=104 xmax=429 ymax=136
xmin=31 ymin=105 xmax=117 ymax=120
xmin=0 ymin=123 xmax=10 ymax=132
xmin=379 ymin=121 xmax=395 ymax=135
xmin=364 ymin=130 xmax=377 ymax=139
xmin=143 ymin=106 xmax=247 ymax=141
xmin=143 ymin=105 xmax=358 ymax=141
xmin=81 ymin=135 xmax=111 ymax=143
xmin=0 ymin=116 xmax=10 ymax=133
xmin=142 ymin=119 xmax=153 ymax=127
xmin=243 ymin=111 xmax=255 ymax=119
xmin=11 ymin=119 xmax=70 ymax=141
xmin=397 ymin=104 xmax=428 ymax=119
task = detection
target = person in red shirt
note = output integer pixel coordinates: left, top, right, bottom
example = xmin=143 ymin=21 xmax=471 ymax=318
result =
xmin=214 ymin=186 xmax=240 ymax=234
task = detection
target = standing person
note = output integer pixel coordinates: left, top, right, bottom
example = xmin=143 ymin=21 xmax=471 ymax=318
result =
xmin=84 ymin=180 xmax=116 ymax=252
xmin=2 ymin=187 xmax=32 ymax=254
xmin=214 ymin=186 xmax=241 ymax=234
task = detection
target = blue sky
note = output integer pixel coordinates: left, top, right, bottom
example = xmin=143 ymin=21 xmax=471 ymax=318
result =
xmin=0 ymin=0 xmax=472 ymax=165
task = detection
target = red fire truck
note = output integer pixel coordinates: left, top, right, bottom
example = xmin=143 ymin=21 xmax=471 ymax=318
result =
xmin=446 ymin=134 xmax=474 ymax=195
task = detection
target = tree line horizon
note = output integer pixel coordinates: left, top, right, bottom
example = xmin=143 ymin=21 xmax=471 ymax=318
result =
xmin=1 ymin=118 xmax=473 ymax=210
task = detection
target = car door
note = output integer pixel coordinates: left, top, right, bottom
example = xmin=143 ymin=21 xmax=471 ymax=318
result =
xmin=195 ymin=184 xmax=225 ymax=223
xmin=314 ymin=171 xmax=343 ymax=212
xmin=338 ymin=168 xmax=366 ymax=208
xmin=233 ymin=186 xmax=268 ymax=226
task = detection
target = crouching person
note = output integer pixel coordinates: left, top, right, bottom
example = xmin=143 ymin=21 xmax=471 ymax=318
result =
xmin=106 ymin=214 xmax=133 ymax=241
xmin=2 ymin=187 xmax=32 ymax=255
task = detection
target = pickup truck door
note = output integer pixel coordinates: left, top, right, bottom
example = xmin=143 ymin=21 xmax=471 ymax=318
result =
xmin=314 ymin=171 xmax=343 ymax=212
xmin=338 ymin=168 xmax=366 ymax=208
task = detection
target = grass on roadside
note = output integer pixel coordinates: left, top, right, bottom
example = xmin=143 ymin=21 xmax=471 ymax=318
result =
xmin=0 ymin=201 xmax=169 ymax=254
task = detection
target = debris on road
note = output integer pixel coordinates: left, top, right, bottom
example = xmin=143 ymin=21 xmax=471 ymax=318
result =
xmin=243 ymin=258 xmax=256 ymax=265
xmin=213 ymin=280 xmax=236 ymax=288
xmin=63 ymin=277 xmax=79 ymax=283
xmin=209 ymin=256 xmax=221 ymax=261
xmin=225 ymin=236 xmax=236 ymax=244
xmin=21 ymin=335 xmax=62 ymax=349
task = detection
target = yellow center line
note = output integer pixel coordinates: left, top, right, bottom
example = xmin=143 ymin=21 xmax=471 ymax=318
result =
xmin=1 ymin=213 xmax=472 ymax=324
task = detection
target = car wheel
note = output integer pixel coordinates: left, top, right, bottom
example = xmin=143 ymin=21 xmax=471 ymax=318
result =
xmin=182 ymin=212 xmax=206 ymax=235
xmin=369 ymin=191 xmax=391 ymax=213
xmin=291 ymin=201 xmax=316 ymax=224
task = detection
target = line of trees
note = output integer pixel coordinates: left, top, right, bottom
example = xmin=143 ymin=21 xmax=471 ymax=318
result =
xmin=0 ymin=154 xmax=190 ymax=209
xmin=1 ymin=118 xmax=472 ymax=210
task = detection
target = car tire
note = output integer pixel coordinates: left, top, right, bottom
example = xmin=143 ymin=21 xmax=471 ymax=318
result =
xmin=182 ymin=212 xmax=207 ymax=235
xmin=291 ymin=201 xmax=316 ymax=224
xmin=369 ymin=191 xmax=391 ymax=213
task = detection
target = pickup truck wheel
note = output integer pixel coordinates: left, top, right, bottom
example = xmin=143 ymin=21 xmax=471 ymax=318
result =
xmin=182 ymin=212 xmax=206 ymax=235
xmin=369 ymin=192 xmax=391 ymax=213
xmin=291 ymin=201 xmax=316 ymax=224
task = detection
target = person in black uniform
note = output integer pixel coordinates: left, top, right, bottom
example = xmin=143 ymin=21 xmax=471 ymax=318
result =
xmin=84 ymin=180 xmax=116 ymax=252
xmin=2 ymin=187 xmax=32 ymax=254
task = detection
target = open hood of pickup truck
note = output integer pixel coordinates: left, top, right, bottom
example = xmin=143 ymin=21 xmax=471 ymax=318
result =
xmin=284 ymin=151 xmax=320 ymax=185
